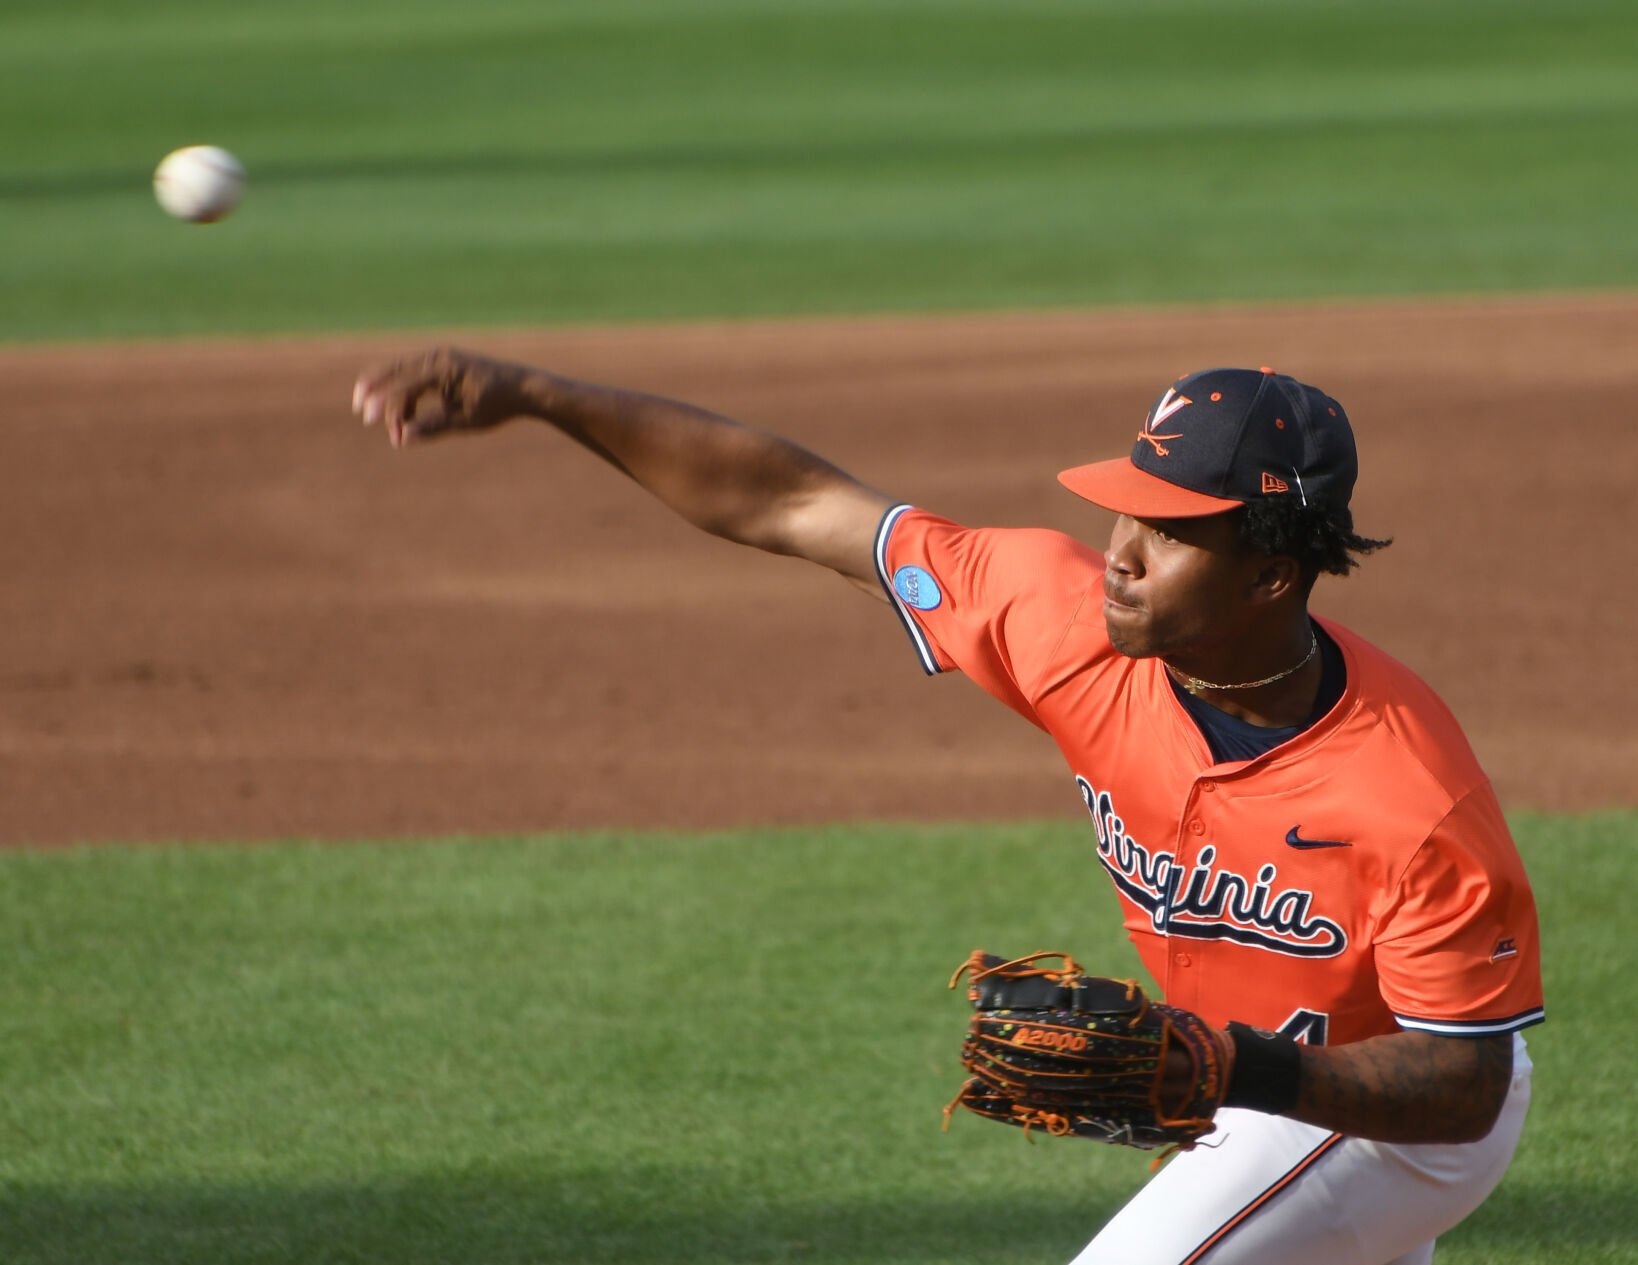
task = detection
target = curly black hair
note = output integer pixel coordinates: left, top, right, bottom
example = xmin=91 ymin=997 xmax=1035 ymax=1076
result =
xmin=1236 ymin=497 xmax=1392 ymax=591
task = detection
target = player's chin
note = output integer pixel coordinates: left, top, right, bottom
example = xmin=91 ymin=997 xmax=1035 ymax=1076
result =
xmin=1103 ymin=601 xmax=1157 ymax=659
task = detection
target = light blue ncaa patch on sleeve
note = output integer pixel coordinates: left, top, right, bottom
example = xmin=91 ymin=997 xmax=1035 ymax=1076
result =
xmin=892 ymin=565 xmax=942 ymax=611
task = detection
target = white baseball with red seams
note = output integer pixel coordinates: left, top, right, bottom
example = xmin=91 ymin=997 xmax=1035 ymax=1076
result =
xmin=153 ymin=146 xmax=245 ymax=223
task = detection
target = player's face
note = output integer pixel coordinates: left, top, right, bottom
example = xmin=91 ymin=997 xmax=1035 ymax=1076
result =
xmin=1101 ymin=512 xmax=1263 ymax=660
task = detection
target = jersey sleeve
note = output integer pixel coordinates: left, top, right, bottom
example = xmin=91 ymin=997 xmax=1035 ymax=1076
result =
xmin=873 ymin=503 xmax=1105 ymax=726
xmin=1372 ymin=784 xmax=1545 ymax=1037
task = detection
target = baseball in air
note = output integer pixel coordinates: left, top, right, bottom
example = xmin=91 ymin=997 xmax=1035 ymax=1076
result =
xmin=153 ymin=145 xmax=246 ymax=223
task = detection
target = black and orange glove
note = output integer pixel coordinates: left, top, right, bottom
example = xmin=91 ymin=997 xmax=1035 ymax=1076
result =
xmin=944 ymin=950 xmax=1234 ymax=1151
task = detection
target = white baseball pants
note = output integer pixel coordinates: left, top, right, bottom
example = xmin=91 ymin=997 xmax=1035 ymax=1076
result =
xmin=1068 ymin=1035 xmax=1533 ymax=1265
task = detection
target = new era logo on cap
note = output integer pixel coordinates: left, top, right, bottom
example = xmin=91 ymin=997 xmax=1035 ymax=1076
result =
xmin=1058 ymin=367 xmax=1359 ymax=520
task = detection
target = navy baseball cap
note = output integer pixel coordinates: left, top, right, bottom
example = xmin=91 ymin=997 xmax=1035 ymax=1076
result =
xmin=1058 ymin=367 xmax=1358 ymax=518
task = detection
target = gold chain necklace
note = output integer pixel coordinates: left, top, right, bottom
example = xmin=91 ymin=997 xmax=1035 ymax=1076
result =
xmin=1173 ymin=630 xmax=1318 ymax=695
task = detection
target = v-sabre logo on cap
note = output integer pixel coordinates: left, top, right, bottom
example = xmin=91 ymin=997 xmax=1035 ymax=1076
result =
xmin=1058 ymin=367 xmax=1360 ymax=520
xmin=1139 ymin=387 xmax=1192 ymax=456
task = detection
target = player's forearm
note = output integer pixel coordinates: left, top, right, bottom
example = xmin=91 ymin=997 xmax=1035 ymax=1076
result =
xmin=514 ymin=369 xmax=871 ymax=554
xmin=1285 ymin=1030 xmax=1512 ymax=1143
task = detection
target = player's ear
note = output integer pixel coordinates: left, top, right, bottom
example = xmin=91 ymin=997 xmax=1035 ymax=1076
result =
xmin=1247 ymin=554 xmax=1303 ymax=604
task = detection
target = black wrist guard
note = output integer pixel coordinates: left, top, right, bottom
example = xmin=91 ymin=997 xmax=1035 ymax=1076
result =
xmin=1223 ymin=1022 xmax=1303 ymax=1114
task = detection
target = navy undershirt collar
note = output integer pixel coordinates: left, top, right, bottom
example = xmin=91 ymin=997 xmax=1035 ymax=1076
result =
xmin=1169 ymin=623 xmax=1345 ymax=764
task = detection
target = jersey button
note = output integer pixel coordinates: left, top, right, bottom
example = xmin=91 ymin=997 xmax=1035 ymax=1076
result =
xmin=1188 ymin=819 xmax=1205 ymax=835
xmin=1174 ymin=953 xmax=1192 ymax=967
xmin=1200 ymin=781 xmax=1216 ymax=793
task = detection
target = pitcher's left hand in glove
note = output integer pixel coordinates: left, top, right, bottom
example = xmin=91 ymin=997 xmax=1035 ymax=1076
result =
xmin=945 ymin=950 xmax=1235 ymax=1150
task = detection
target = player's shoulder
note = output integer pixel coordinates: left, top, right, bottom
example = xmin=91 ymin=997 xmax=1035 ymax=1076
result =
xmin=881 ymin=505 xmax=1104 ymax=573
xmin=1322 ymin=618 xmax=1489 ymax=801
xmin=877 ymin=507 xmax=1104 ymax=643
xmin=884 ymin=507 xmax=1100 ymax=612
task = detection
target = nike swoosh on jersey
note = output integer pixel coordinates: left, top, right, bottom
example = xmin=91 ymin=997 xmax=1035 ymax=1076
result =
xmin=1285 ymin=827 xmax=1352 ymax=850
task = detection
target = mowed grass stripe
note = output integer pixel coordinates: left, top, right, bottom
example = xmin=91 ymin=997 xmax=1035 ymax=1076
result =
xmin=2 ymin=0 xmax=1636 ymax=338
xmin=1 ymin=813 xmax=1634 ymax=1263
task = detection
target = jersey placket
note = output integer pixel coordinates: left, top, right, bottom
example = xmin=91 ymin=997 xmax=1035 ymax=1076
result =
xmin=1159 ymin=776 xmax=1218 ymax=1014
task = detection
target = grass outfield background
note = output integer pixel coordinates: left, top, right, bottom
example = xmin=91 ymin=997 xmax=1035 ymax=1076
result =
xmin=2 ymin=814 xmax=1635 ymax=1265
xmin=1 ymin=0 xmax=1635 ymax=339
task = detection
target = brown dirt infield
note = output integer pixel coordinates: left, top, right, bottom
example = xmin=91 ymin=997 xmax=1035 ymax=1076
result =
xmin=2 ymin=294 xmax=1633 ymax=846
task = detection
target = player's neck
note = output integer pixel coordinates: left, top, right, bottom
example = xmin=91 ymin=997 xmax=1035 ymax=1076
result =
xmin=1164 ymin=617 xmax=1322 ymax=729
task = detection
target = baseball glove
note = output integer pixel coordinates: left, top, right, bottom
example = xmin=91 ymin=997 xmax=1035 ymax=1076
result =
xmin=944 ymin=950 xmax=1233 ymax=1151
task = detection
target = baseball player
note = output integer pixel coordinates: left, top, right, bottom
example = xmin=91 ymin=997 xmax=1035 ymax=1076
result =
xmin=353 ymin=351 xmax=1543 ymax=1265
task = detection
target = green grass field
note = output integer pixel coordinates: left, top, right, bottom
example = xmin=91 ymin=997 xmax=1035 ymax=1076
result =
xmin=2 ymin=814 xmax=1634 ymax=1264
xmin=3 ymin=0 xmax=1636 ymax=338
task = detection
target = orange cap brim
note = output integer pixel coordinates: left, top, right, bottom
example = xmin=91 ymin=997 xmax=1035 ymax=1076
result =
xmin=1057 ymin=458 xmax=1244 ymax=518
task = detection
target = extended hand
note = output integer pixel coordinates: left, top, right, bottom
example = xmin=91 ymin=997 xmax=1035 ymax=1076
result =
xmin=352 ymin=348 xmax=533 ymax=448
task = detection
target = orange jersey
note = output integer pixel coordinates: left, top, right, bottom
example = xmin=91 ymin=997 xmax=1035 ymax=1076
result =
xmin=876 ymin=505 xmax=1544 ymax=1047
